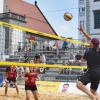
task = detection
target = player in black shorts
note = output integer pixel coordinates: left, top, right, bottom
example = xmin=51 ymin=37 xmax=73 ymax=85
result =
xmin=5 ymin=66 xmax=19 ymax=95
xmin=24 ymin=55 xmax=40 ymax=100
xmin=76 ymin=38 xmax=100 ymax=100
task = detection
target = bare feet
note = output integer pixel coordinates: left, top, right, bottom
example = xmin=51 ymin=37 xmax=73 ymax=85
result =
xmin=17 ymin=92 xmax=19 ymax=96
xmin=5 ymin=94 xmax=7 ymax=96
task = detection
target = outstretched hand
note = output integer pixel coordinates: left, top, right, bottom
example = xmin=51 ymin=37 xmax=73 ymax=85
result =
xmin=78 ymin=24 xmax=84 ymax=32
xmin=78 ymin=24 xmax=91 ymax=40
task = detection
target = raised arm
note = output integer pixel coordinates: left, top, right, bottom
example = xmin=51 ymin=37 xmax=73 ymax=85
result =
xmin=78 ymin=24 xmax=91 ymax=40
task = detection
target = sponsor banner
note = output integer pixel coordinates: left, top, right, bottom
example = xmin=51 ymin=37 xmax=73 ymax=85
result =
xmin=36 ymin=81 xmax=61 ymax=93
xmin=37 ymin=81 xmax=100 ymax=94
xmin=36 ymin=81 xmax=79 ymax=93
xmin=19 ymin=81 xmax=100 ymax=94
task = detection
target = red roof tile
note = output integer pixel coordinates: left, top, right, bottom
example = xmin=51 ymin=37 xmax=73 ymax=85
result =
xmin=7 ymin=0 xmax=57 ymax=35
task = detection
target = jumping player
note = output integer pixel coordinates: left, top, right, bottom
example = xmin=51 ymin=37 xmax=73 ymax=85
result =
xmin=77 ymin=26 xmax=100 ymax=100
xmin=5 ymin=66 xmax=19 ymax=96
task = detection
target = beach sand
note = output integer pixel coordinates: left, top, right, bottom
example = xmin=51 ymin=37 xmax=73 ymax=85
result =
xmin=0 ymin=87 xmax=90 ymax=100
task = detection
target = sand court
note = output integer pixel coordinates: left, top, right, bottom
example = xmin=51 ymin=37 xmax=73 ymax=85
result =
xmin=0 ymin=87 xmax=91 ymax=100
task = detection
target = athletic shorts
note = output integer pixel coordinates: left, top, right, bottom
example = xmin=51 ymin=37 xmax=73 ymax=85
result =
xmin=78 ymin=68 xmax=100 ymax=90
xmin=78 ymin=71 xmax=90 ymax=85
xmin=89 ymin=68 xmax=100 ymax=90
xmin=7 ymin=78 xmax=16 ymax=83
xmin=25 ymin=84 xmax=37 ymax=92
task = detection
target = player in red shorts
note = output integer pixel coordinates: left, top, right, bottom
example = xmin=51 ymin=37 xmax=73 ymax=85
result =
xmin=5 ymin=66 xmax=19 ymax=96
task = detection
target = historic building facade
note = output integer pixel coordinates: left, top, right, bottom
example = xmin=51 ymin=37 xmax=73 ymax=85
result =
xmin=78 ymin=0 xmax=100 ymax=40
xmin=0 ymin=0 xmax=57 ymax=59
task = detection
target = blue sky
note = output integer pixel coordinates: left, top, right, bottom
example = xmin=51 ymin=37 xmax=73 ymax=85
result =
xmin=24 ymin=0 xmax=78 ymax=39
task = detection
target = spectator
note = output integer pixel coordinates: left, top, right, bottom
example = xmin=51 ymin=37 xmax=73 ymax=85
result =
xmin=62 ymin=41 xmax=68 ymax=50
xmin=17 ymin=66 xmax=24 ymax=80
xmin=40 ymin=53 xmax=46 ymax=64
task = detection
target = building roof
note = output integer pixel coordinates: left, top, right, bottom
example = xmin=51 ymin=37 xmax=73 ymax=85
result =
xmin=7 ymin=0 xmax=57 ymax=36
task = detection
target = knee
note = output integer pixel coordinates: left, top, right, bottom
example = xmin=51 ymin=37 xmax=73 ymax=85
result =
xmin=90 ymin=88 xmax=97 ymax=94
xmin=76 ymin=81 xmax=83 ymax=89
xmin=14 ymin=83 xmax=18 ymax=87
xmin=34 ymin=94 xmax=38 ymax=100
xmin=14 ymin=83 xmax=17 ymax=87
xmin=26 ymin=97 xmax=29 ymax=100
xmin=34 ymin=96 xmax=38 ymax=100
xmin=5 ymin=83 xmax=8 ymax=87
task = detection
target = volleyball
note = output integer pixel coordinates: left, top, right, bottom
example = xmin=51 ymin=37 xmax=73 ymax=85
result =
xmin=64 ymin=12 xmax=73 ymax=21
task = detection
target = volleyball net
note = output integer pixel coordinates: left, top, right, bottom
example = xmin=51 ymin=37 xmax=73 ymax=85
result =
xmin=0 ymin=61 xmax=87 ymax=69
xmin=0 ymin=60 xmax=87 ymax=83
xmin=0 ymin=21 xmax=89 ymax=46
xmin=0 ymin=21 xmax=88 ymax=69
xmin=0 ymin=21 xmax=88 ymax=83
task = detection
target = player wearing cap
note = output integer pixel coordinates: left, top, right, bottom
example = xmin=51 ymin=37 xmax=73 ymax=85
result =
xmin=77 ymin=26 xmax=100 ymax=100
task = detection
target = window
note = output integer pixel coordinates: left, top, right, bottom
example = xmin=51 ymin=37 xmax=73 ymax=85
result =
xmin=11 ymin=13 xmax=18 ymax=19
xmin=19 ymin=16 xmax=25 ymax=22
xmin=79 ymin=0 xmax=84 ymax=3
xmin=79 ymin=8 xmax=81 ymax=13
xmin=94 ymin=10 xmax=100 ymax=29
xmin=80 ymin=21 xmax=82 ymax=25
xmin=82 ymin=20 xmax=85 ymax=28
xmin=82 ymin=7 xmax=85 ymax=12
xmin=12 ymin=28 xmax=23 ymax=53
xmin=9 ymin=12 xmax=26 ymax=22
xmin=94 ymin=0 xmax=100 ymax=2
xmin=0 ymin=13 xmax=9 ymax=19
xmin=79 ymin=7 xmax=85 ymax=16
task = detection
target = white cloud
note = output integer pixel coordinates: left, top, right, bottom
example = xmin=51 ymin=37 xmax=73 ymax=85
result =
xmin=57 ymin=24 xmax=78 ymax=39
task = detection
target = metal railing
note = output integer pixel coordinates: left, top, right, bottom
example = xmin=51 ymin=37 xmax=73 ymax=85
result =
xmin=40 ymin=74 xmax=80 ymax=82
